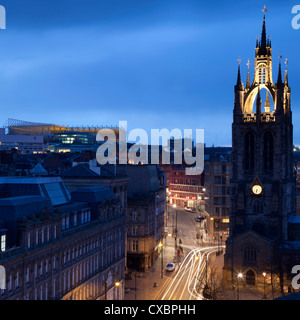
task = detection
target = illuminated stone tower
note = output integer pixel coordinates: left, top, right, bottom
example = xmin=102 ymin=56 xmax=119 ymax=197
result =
xmin=223 ymin=7 xmax=295 ymax=291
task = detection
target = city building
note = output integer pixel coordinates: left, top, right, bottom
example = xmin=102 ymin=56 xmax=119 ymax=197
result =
xmin=204 ymin=147 xmax=231 ymax=238
xmin=116 ymin=165 xmax=166 ymax=272
xmin=0 ymin=177 xmax=126 ymax=300
xmin=223 ymin=12 xmax=300 ymax=294
xmin=0 ymin=128 xmax=43 ymax=154
xmin=169 ymin=166 xmax=204 ymax=210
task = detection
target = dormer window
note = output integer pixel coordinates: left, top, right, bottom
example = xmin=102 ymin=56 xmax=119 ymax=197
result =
xmin=0 ymin=234 xmax=6 ymax=252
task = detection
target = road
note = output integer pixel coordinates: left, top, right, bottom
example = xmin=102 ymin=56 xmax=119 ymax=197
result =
xmin=157 ymin=207 xmax=224 ymax=300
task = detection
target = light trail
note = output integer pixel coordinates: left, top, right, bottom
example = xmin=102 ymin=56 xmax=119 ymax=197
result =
xmin=160 ymin=246 xmax=225 ymax=300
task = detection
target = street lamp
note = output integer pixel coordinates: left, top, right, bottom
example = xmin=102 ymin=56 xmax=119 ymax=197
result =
xmin=158 ymin=242 xmax=164 ymax=278
xmin=237 ymin=273 xmax=243 ymax=300
xmin=105 ymin=279 xmax=107 ymax=300
xmin=262 ymin=272 xmax=267 ymax=299
xmin=105 ymin=278 xmax=121 ymax=300
xmin=173 ymin=204 xmax=178 ymax=250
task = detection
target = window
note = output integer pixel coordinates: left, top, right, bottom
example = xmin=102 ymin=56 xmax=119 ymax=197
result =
xmin=132 ymin=211 xmax=138 ymax=221
xmin=1 ymin=235 xmax=6 ymax=252
xmin=132 ymin=226 xmax=138 ymax=236
xmin=264 ymin=131 xmax=274 ymax=172
xmin=35 ymin=230 xmax=39 ymax=246
xmin=74 ymin=213 xmax=77 ymax=227
xmin=26 ymin=267 xmax=30 ymax=283
xmin=259 ymin=67 xmax=266 ymax=84
xmin=41 ymin=228 xmax=44 ymax=244
xmin=8 ymin=274 xmax=12 ymax=291
xmin=132 ymin=240 xmax=138 ymax=252
xmin=15 ymin=271 xmax=19 ymax=288
xmin=52 ymin=279 xmax=56 ymax=299
xmin=214 ymin=176 xmax=222 ymax=185
xmin=40 ymin=261 xmax=43 ymax=276
xmin=66 ymin=215 xmax=70 ymax=229
xmin=244 ymin=246 xmax=256 ymax=263
xmin=34 ymin=263 xmax=37 ymax=279
xmin=245 ymin=132 xmax=255 ymax=172
xmin=62 ymin=217 xmax=65 ymax=231
xmin=45 ymin=259 xmax=49 ymax=273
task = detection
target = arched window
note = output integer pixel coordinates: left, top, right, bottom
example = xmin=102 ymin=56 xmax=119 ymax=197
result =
xmin=244 ymin=132 xmax=255 ymax=172
xmin=263 ymin=131 xmax=273 ymax=172
xmin=259 ymin=67 xmax=266 ymax=84
xmin=253 ymin=200 xmax=263 ymax=213
xmin=244 ymin=246 xmax=257 ymax=263
xmin=246 ymin=270 xmax=256 ymax=286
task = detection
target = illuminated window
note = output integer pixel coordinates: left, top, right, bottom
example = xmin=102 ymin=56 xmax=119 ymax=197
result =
xmin=1 ymin=235 xmax=5 ymax=252
xmin=259 ymin=67 xmax=266 ymax=84
xmin=132 ymin=240 xmax=138 ymax=252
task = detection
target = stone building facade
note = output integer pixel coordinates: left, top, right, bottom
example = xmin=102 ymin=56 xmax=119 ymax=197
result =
xmin=223 ymin=11 xmax=299 ymax=294
xmin=0 ymin=179 xmax=126 ymax=300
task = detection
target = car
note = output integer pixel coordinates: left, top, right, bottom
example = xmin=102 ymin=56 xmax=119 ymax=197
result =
xmin=184 ymin=207 xmax=193 ymax=212
xmin=165 ymin=262 xmax=175 ymax=272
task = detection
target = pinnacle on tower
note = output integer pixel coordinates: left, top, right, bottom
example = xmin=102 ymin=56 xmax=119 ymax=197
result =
xmin=236 ymin=64 xmax=242 ymax=86
xmin=246 ymin=60 xmax=251 ymax=89
xmin=260 ymin=15 xmax=267 ymax=51
xmin=277 ymin=60 xmax=283 ymax=86
xmin=284 ymin=58 xmax=289 ymax=87
xmin=256 ymin=87 xmax=262 ymax=122
xmin=257 ymin=6 xmax=270 ymax=56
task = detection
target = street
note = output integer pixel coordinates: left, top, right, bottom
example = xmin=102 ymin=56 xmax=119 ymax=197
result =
xmin=158 ymin=207 xmax=225 ymax=300
xmin=125 ymin=206 xmax=225 ymax=300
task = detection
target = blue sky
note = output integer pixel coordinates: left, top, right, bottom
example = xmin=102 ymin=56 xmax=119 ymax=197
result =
xmin=0 ymin=0 xmax=299 ymax=146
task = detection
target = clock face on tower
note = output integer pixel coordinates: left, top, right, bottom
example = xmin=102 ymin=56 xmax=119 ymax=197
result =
xmin=252 ymin=185 xmax=263 ymax=195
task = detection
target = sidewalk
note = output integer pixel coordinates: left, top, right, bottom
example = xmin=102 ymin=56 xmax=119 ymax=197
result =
xmin=124 ymin=237 xmax=183 ymax=300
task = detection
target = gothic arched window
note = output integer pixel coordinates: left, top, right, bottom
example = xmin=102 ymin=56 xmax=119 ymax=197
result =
xmin=244 ymin=131 xmax=255 ymax=172
xmin=263 ymin=131 xmax=274 ymax=172
xmin=259 ymin=67 xmax=266 ymax=84
xmin=244 ymin=247 xmax=257 ymax=263
xmin=253 ymin=199 xmax=263 ymax=213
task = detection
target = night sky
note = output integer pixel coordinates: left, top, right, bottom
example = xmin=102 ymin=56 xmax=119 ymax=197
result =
xmin=0 ymin=0 xmax=299 ymax=146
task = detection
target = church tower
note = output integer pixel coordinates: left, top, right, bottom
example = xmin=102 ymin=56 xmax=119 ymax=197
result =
xmin=223 ymin=7 xmax=295 ymax=291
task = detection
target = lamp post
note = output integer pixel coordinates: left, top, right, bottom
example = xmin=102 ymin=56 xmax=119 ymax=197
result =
xmin=173 ymin=204 xmax=178 ymax=250
xmin=134 ymin=270 xmax=137 ymax=300
xmin=159 ymin=241 xmax=163 ymax=278
xmin=105 ymin=277 xmax=121 ymax=300
xmin=237 ymin=273 xmax=243 ymax=300
xmin=262 ymin=272 xmax=267 ymax=299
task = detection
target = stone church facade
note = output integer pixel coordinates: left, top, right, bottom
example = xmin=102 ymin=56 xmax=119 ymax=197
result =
xmin=223 ymin=9 xmax=300 ymax=295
